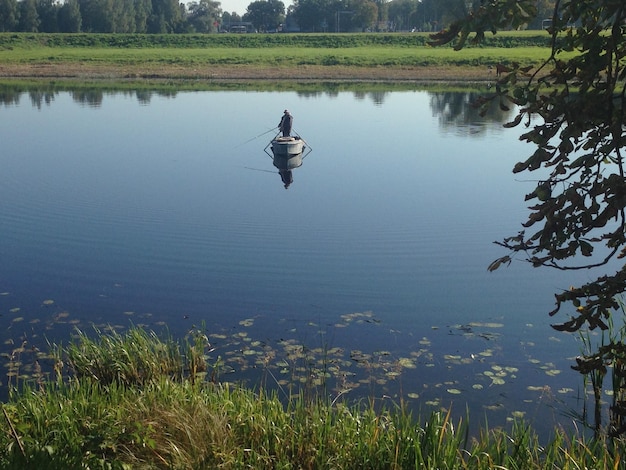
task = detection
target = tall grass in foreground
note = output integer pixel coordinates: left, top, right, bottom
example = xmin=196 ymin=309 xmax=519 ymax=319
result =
xmin=0 ymin=326 xmax=625 ymax=469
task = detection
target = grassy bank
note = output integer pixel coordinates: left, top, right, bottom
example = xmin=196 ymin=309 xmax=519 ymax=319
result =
xmin=0 ymin=326 xmax=624 ymax=469
xmin=0 ymin=32 xmax=554 ymax=82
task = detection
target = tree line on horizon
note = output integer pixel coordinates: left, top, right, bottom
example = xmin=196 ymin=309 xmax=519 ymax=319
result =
xmin=0 ymin=0 xmax=556 ymax=34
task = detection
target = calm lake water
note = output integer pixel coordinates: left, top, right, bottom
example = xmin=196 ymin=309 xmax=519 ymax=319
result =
xmin=0 ymin=86 xmax=610 ymax=436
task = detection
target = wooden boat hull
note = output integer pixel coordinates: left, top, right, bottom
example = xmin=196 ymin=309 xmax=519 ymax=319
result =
xmin=271 ymin=136 xmax=304 ymax=157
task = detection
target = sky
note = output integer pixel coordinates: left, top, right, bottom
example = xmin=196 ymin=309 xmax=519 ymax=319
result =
xmin=218 ymin=0 xmax=293 ymax=16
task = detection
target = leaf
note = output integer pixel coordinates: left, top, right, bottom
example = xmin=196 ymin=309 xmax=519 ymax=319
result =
xmin=503 ymin=113 xmax=523 ymax=128
xmin=488 ymin=256 xmax=511 ymax=271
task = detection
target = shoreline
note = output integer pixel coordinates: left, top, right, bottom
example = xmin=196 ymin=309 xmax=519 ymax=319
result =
xmin=0 ymin=63 xmax=494 ymax=82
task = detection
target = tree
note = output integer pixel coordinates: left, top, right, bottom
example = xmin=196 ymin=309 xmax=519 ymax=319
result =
xmin=186 ymin=0 xmax=221 ymax=32
xmin=58 ymin=0 xmax=82 ymax=32
xmin=527 ymin=0 xmax=556 ymax=30
xmin=387 ymin=0 xmax=417 ymax=31
xmin=18 ymin=0 xmax=40 ymax=31
xmin=243 ymin=0 xmax=284 ymax=32
xmin=431 ymin=0 xmax=626 ymax=435
xmin=291 ymin=0 xmax=333 ymax=32
xmin=133 ymin=0 xmax=152 ymax=32
xmin=0 ymin=0 xmax=19 ymax=31
xmin=37 ymin=0 xmax=59 ymax=32
xmin=348 ymin=0 xmax=376 ymax=31
xmin=147 ymin=0 xmax=183 ymax=33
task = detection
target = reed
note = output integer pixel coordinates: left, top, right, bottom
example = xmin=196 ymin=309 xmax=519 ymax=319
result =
xmin=0 ymin=326 xmax=625 ymax=469
xmin=57 ymin=325 xmax=209 ymax=386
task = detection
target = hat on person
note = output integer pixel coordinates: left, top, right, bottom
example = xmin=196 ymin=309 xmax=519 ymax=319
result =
xmin=284 ymin=109 xmax=289 ymax=113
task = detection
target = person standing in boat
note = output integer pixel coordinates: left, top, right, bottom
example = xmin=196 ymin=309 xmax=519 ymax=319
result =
xmin=278 ymin=110 xmax=293 ymax=137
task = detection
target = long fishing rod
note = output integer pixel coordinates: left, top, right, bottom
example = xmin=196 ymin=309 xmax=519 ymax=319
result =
xmin=236 ymin=127 xmax=278 ymax=148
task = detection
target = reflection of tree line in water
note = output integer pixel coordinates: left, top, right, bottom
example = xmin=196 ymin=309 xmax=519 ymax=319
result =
xmin=0 ymin=87 xmax=515 ymax=130
xmin=0 ymin=88 xmax=179 ymax=109
xmin=429 ymin=91 xmax=515 ymax=133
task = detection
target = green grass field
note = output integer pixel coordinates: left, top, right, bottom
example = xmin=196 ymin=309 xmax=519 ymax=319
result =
xmin=0 ymin=45 xmax=551 ymax=67
xmin=0 ymin=32 xmax=554 ymax=68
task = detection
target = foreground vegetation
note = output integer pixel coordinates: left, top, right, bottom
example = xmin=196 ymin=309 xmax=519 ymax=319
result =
xmin=1 ymin=326 xmax=624 ymax=469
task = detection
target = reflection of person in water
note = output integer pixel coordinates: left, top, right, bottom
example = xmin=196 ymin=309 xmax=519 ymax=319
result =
xmin=279 ymin=169 xmax=293 ymax=189
xmin=278 ymin=110 xmax=293 ymax=137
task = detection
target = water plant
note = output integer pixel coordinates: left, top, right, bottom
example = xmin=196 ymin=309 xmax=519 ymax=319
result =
xmin=1 ymin=325 xmax=626 ymax=469
xmin=574 ymin=304 xmax=626 ymax=437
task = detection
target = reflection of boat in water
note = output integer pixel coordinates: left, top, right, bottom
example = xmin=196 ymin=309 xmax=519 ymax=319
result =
xmin=264 ymin=132 xmax=312 ymax=189
xmin=272 ymin=154 xmax=301 ymax=189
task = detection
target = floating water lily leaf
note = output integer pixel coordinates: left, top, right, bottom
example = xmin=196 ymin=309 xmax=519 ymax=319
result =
xmin=447 ymin=388 xmax=462 ymax=394
xmin=42 ymin=300 xmax=54 ymax=306
xmin=472 ymin=384 xmax=483 ymax=390
xmin=484 ymin=403 xmax=504 ymax=411
xmin=398 ymin=357 xmax=416 ymax=369
xmin=419 ymin=337 xmax=431 ymax=346
xmin=491 ymin=377 xmax=505 ymax=385
xmin=123 ymin=311 xmax=134 ymax=316
xmin=526 ymin=385 xmax=545 ymax=391
xmin=558 ymin=388 xmax=574 ymax=394
xmin=9 ymin=308 xmax=20 ymax=313
xmin=374 ymin=350 xmax=391 ymax=357
xmin=239 ymin=319 xmax=254 ymax=327
xmin=0 ymin=292 xmax=9 ymax=296
xmin=479 ymin=349 xmax=494 ymax=357
xmin=11 ymin=317 xmax=23 ymax=323
xmin=469 ymin=322 xmax=504 ymax=328
xmin=407 ymin=393 xmax=419 ymax=399
xmin=545 ymin=369 xmax=561 ymax=376
xmin=425 ymin=400 xmax=440 ymax=406
xmin=444 ymin=355 xmax=462 ymax=361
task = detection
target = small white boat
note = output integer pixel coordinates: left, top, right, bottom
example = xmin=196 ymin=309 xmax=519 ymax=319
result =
xmin=263 ymin=132 xmax=312 ymax=189
xmin=270 ymin=135 xmax=305 ymax=157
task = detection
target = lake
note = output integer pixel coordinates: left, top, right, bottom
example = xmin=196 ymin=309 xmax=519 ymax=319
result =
xmin=0 ymin=85 xmax=607 ymax=436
